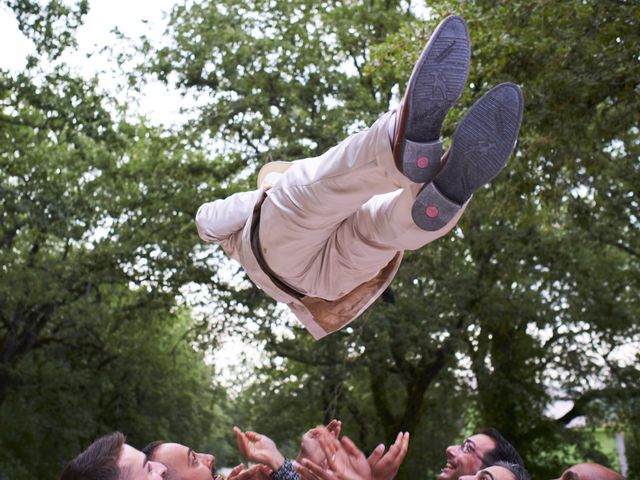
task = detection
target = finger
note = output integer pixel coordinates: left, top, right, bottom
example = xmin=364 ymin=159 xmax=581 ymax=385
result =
xmin=326 ymin=419 xmax=339 ymax=432
xmin=318 ymin=430 xmax=340 ymax=451
xmin=304 ymin=459 xmax=333 ymax=479
xmin=242 ymin=465 xmax=270 ymax=480
xmin=317 ymin=436 xmax=339 ymax=470
xmin=398 ymin=432 xmax=410 ymax=459
xmin=245 ymin=431 xmax=262 ymax=442
xmin=381 ymin=433 xmax=403 ymax=463
xmin=367 ymin=444 xmax=385 ymax=466
xmin=379 ymin=433 xmax=410 ymax=476
xmin=320 ymin=431 xmax=340 ymax=449
xmin=297 ymin=464 xmax=320 ymax=480
xmin=233 ymin=470 xmax=253 ymax=480
xmin=327 ymin=419 xmax=342 ymax=439
xmin=227 ymin=464 xmax=243 ymax=480
xmin=388 ymin=432 xmax=409 ymax=462
xmin=298 ymin=459 xmax=331 ymax=480
xmin=258 ymin=465 xmax=273 ymax=475
xmin=341 ymin=436 xmax=365 ymax=460
xmin=234 ymin=427 xmax=250 ymax=458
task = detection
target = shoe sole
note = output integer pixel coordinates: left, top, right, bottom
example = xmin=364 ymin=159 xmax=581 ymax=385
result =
xmin=395 ymin=15 xmax=471 ymax=183
xmin=412 ymin=82 xmax=524 ymax=231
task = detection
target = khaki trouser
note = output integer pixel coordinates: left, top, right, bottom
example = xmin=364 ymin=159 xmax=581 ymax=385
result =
xmin=260 ymin=111 xmax=466 ymax=301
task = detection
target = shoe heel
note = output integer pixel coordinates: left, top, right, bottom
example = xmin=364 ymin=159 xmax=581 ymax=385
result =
xmin=411 ymin=182 xmax=463 ymax=231
xmin=401 ymin=139 xmax=444 ymax=184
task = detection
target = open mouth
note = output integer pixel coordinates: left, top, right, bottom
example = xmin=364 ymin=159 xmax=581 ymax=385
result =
xmin=440 ymin=461 xmax=455 ymax=474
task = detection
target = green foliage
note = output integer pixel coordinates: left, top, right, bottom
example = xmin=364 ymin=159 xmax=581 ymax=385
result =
xmin=2 ymin=0 xmax=88 ymax=60
xmin=143 ymin=0 xmax=413 ymax=162
xmin=0 ymin=0 xmax=638 ymax=479
xmin=145 ymin=0 xmax=639 ymax=478
xmin=0 ymin=303 xmax=232 ymax=479
xmin=0 ymin=13 xmax=242 ymax=478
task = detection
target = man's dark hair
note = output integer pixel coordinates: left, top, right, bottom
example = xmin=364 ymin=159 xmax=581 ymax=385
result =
xmin=141 ymin=441 xmax=179 ymax=480
xmin=141 ymin=440 xmax=167 ymax=459
xmin=480 ymin=428 xmax=525 ymax=467
xmin=59 ymin=432 xmax=125 ymax=480
xmin=494 ymin=461 xmax=530 ymax=480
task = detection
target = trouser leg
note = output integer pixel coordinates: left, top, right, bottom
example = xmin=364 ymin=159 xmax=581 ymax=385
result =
xmin=322 ymin=187 xmax=468 ymax=293
xmin=259 ymin=110 xmax=467 ymax=300
xmin=259 ymin=111 xmax=410 ymax=286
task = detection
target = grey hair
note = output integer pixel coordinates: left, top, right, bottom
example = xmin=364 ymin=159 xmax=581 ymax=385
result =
xmin=494 ymin=461 xmax=531 ymax=480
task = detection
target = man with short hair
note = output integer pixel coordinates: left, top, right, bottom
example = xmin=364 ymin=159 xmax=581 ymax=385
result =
xmin=438 ymin=429 xmax=525 ymax=480
xmin=59 ymin=432 xmax=167 ymax=480
xmin=142 ymin=440 xmax=270 ymax=480
xmin=459 ymin=461 xmax=529 ymax=480
xmin=557 ymin=463 xmax=624 ymax=480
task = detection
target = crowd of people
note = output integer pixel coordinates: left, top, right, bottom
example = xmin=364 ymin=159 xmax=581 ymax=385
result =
xmin=58 ymin=422 xmax=625 ymax=480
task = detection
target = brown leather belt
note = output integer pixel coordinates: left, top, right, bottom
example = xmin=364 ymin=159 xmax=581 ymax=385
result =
xmin=250 ymin=196 xmax=304 ymax=300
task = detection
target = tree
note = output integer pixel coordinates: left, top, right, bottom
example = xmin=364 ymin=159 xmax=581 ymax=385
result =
xmin=2 ymin=0 xmax=88 ymax=60
xmin=0 ymin=3 xmax=248 ymax=479
xmin=146 ymin=0 xmax=639 ymax=477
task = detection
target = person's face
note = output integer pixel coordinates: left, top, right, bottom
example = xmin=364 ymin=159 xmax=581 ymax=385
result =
xmin=118 ymin=444 xmax=167 ymax=480
xmin=437 ymin=434 xmax=497 ymax=480
xmin=459 ymin=465 xmax=515 ymax=480
xmin=151 ymin=443 xmax=217 ymax=480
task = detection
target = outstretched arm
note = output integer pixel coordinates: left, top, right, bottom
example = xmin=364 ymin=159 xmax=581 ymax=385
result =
xmin=196 ymin=189 xmax=263 ymax=243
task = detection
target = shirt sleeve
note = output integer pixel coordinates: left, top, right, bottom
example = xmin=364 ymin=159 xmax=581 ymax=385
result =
xmin=271 ymin=459 xmax=300 ymax=480
xmin=195 ymin=189 xmax=263 ymax=243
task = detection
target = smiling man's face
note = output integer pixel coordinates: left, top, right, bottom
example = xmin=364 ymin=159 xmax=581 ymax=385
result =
xmin=150 ymin=443 xmax=217 ymax=480
xmin=437 ymin=434 xmax=496 ymax=480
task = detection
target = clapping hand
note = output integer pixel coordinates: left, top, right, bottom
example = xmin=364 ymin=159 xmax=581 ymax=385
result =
xmin=298 ymin=420 xmax=342 ymax=465
xmin=297 ymin=433 xmax=372 ymax=480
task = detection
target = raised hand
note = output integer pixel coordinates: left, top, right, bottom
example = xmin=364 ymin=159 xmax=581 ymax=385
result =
xmin=298 ymin=421 xmax=341 ymax=465
xmin=333 ymin=436 xmax=372 ymax=480
xmin=233 ymin=426 xmax=285 ymax=470
xmin=297 ymin=434 xmax=371 ymax=480
xmin=367 ymin=433 xmax=409 ymax=480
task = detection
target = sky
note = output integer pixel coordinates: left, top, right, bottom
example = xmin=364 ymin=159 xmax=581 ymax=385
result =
xmin=0 ymin=0 xmax=186 ymax=125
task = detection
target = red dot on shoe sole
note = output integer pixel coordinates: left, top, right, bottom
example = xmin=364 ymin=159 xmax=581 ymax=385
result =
xmin=426 ymin=205 xmax=439 ymax=218
xmin=417 ymin=156 xmax=429 ymax=169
